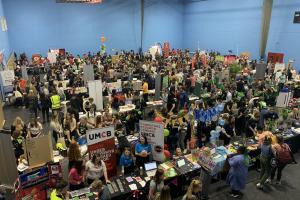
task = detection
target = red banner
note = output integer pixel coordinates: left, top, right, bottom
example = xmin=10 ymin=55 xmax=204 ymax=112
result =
xmin=267 ymin=52 xmax=284 ymax=64
xmin=87 ymin=127 xmax=117 ymax=177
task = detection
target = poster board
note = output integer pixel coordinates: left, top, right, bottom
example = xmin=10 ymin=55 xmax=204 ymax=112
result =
xmin=139 ymin=120 xmax=164 ymax=162
xmin=87 ymin=126 xmax=116 ymax=177
xmin=268 ymin=52 xmax=284 ymax=64
xmin=254 ymin=63 xmax=267 ymax=80
xmin=88 ymin=80 xmax=103 ymax=111
xmin=0 ymin=132 xmax=18 ymax=187
xmin=23 ymin=135 xmax=53 ymax=168
xmin=0 ymin=70 xmax=14 ymax=87
xmin=83 ymin=65 xmax=95 ymax=83
xmin=47 ymin=52 xmax=57 ymax=64
xmin=274 ymin=63 xmax=285 ymax=73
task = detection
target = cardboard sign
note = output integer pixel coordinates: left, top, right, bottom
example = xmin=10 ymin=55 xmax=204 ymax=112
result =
xmin=87 ymin=127 xmax=116 ymax=177
xmin=23 ymin=135 xmax=53 ymax=168
xmin=139 ymin=120 xmax=164 ymax=162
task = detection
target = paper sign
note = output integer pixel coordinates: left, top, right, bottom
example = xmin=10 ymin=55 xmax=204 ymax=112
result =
xmin=139 ymin=120 xmax=164 ymax=162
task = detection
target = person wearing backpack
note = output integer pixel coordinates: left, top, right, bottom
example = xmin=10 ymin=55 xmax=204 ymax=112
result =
xmin=271 ymin=136 xmax=297 ymax=185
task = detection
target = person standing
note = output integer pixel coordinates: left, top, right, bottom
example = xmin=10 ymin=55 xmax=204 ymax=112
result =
xmin=257 ymin=137 xmax=273 ymax=190
xmin=50 ymin=90 xmax=61 ymax=112
xmin=68 ymin=160 xmax=85 ymax=191
xmin=182 ymin=180 xmax=202 ymax=200
xmin=85 ymin=154 xmax=109 ymax=185
xmin=142 ymin=79 xmax=149 ymax=103
xmin=27 ymin=90 xmax=39 ymax=118
xmin=226 ymin=146 xmax=250 ymax=198
xmin=40 ymin=92 xmax=51 ymax=124
xmin=271 ymin=136 xmax=297 ymax=184
xmin=149 ymin=169 xmax=165 ymax=200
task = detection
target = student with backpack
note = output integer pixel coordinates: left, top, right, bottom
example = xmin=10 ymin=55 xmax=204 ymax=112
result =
xmin=271 ymin=136 xmax=297 ymax=184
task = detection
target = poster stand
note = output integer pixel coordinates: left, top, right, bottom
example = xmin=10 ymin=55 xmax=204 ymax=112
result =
xmin=88 ymin=80 xmax=103 ymax=111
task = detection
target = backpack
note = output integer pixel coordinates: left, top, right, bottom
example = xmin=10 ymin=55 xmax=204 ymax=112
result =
xmin=276 ymin=144 xmax=292 ymax=164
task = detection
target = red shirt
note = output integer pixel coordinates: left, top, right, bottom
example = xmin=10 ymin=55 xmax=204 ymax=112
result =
xmin=68 ymin=168 xmax=83 ymax=185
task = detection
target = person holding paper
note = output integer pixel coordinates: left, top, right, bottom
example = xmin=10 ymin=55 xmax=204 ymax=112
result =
xmin=135 ymin=135 xmax=152 ymax=168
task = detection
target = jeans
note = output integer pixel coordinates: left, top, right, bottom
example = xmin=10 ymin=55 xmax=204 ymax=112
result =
xmin=168 ymin=134 xmax=178 ymax=154
xmin=177 ymin=131 xmax=186 ymax=150
xmin=42 ymin=107 xmax=50 ymax=122
xmin=260 ymin=156 xmax=271 ymax=185
xmin=271 ymin=162 xmax=287 ymax=181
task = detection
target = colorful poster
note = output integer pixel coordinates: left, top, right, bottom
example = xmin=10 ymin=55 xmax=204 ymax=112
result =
xmin=224 ymin=55 xmax=236 ymax=65
xmin=267 ymin=52 xmax=284 ymax=64
xmin=139 ymin=120 xmax=164 ymax=162
xmin=163 ymin=42 xmax=170 ymax=58
xmin=87 ymin=126 xmax=116 ymax=177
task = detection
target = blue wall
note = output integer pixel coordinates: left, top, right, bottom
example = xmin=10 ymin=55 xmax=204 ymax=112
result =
xmin=2 ymin=0 xmax=184 ymax=56
xmin=143 ymin=0 xmax=183 ymax=51
xmin=267 ymin=0 xmax=300 ymax=67
xmin=3 ymin=0 xmax=141 ymax=56
xmin=183 ymin=0 xmax=263 ymax=59
xmin=0 ymin=0 xmax=10 ymax=60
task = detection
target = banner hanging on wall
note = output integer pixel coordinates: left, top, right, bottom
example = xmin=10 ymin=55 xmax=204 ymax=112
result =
xmin=139 ymin=120 xmax=164 ymax=162
xmin=87 ymin=126 xmax=116 ymax=177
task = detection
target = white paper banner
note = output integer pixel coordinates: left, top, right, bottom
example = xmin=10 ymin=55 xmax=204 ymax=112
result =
xmin=139 ymin=120 xmax=164 ymax=162
xmin=87 ymin=126 xmax=115 ymax=145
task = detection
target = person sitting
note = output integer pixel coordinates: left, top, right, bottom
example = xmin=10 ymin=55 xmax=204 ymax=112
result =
xmin=85 ymin=154 xmax=110 ymax=185
xmin=63 ymin=113 xmax=79 ymax=145
xmin=68 ymin=141 xmax=81 ymax=170
xmin=119 ymin=147 xmax=135 ymax=174
xmin=68 ymin=160 xmax=85 ymax=191
xmin=77 ymin=117 xmax=88 ymax=136
xmin=182 ymin=180 xmax=202 ymax=200
xmin=11 ymin=117 xmax=27 ymax=138
xmin=91 ymin=179 xmax=111 ymax=200
xmin=135 ymin=135 xmax=152 ymax=169
xmin=149 ymin=169 xmax=165 ymax=200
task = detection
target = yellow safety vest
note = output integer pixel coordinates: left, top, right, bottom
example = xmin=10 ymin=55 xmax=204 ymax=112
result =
xmin=50 ymin=189 xmax=63 ymax=200
xmin=50 ymin=95 xmax=61 ymax=110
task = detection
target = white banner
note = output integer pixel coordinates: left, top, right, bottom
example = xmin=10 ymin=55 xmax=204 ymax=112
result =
xmin=87 ymin=126 xmax=115 ymax=145
xmin=139 ymin=120 xmax=164 ymax=162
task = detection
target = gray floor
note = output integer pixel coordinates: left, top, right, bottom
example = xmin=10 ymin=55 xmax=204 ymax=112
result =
xmin=3 ymin=106 xmax=300 ymax=200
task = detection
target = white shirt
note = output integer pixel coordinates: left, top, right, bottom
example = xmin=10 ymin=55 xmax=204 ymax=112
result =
xmin=226 ymin=91 xmax=232 ymax=102
xmin=85 ymin=160 xmax=106 ymax=180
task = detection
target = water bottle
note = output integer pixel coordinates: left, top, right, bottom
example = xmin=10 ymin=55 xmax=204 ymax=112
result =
xmin=121 ymin=166 xmax=124 ymax=175
xmin=139 ymin=166 xmax=143 ymax=176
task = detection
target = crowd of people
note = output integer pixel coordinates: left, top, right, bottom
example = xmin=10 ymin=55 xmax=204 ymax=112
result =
xmin=8 ymin=49 xmax=299 ymax=199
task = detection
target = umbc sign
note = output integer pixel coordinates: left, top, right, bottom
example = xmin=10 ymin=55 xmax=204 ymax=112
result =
xmin=87 ymin=126 xmax=115 ymax=145
xmin=88 ymin=131 xmax=112 ymax=141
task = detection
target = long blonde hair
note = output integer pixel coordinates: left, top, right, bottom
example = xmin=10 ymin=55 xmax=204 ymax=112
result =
xmin=186 ymin=179 xmax=202 ymax=200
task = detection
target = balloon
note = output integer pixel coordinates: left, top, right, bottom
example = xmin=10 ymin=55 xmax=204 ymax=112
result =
xmin=164 ymin=129 xmax=170 ymax=137
xmin=154 ymin=117 xmax=162 ymax=123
